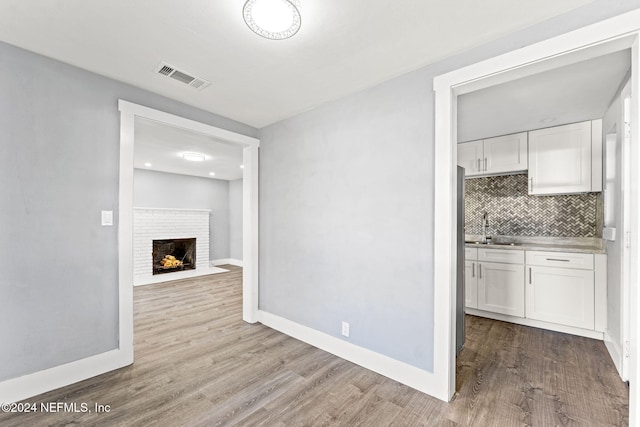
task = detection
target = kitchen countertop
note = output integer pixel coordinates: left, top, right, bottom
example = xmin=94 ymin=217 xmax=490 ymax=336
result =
xmin=464 ymin=235 xmax=606 ymax=254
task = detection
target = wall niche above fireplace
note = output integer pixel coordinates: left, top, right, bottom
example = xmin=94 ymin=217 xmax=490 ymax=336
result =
xmin=152 ymin=238 xmax=196 ymax=275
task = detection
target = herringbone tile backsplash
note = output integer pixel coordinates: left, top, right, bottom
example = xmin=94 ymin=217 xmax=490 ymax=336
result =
xmin=464 ymin=174 xmax=600 ymax=237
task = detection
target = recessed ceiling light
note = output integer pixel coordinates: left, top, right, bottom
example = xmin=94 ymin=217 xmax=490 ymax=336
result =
xmin=540 ymin=117 xmax=556 ymax=123
xmin=243 ymin=0 xmax=301 ymax=40
xmin=182 ymin=152 xmax=206 ymax=162
xmin=144 ymin=162 xmax=152 ymax=167
xmin=209 ymin=172 xmax=216 ymax=176
xmin=240 ymin=164 xmax=244 ymax=169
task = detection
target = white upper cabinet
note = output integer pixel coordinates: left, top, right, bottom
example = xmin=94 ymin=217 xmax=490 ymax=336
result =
xmin=528 ymin=120 xmax=602 ymax=195
xmin=457 ymin=140 xmax=484 ymax=176
xmin=483 ymin=133 xmax=528 ymax=175
xmin=457 ymin=132 xmax=527 ymax=177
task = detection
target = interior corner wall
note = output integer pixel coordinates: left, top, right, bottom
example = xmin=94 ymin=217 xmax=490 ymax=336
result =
xmin=133 ymin=169 xmax=231 ymax=260
xmin=0 ymin=40 xmax=257 ymax=383
xmin=229 ymin=179 xmax=243 ymax=261
xmin=258 ymin=0 xmax=640 ymax=374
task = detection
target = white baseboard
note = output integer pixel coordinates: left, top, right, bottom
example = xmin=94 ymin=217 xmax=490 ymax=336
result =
xmin=0 ymin=348 xmax=132 ymax=404
xmin=604 ymin=330 xmax=626 ymax=381
xmin=257 ymin=310 xmax=444 ymax=401
xmin=211 ymin=258 xmax=243 ymax=267
xmin=465 ymin=308 xmax=604 ymax=340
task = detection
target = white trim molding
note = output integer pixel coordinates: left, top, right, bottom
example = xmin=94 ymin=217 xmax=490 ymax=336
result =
xmin=466 ymin=309 xmax=604 ymax=340
xmin=118 ymin=100 xmax=260 ymax=328
xmin=604 ymin=330 xmax=626 ymax=381
xmin=211 ymin=258 xmax=244 ymax=267
xmin=257 ymin=311 xmax=444 ymax=400
xmin=433 ymin=9 xmax=640 ymax=411
xmin=0 ymin=349 xmax=130 ymax=404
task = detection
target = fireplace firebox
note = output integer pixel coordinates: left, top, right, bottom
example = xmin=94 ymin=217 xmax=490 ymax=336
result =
xmin=152 ymin=238 xmax=196 ymax=275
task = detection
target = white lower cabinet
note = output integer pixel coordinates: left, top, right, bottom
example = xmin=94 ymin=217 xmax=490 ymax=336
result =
xmin=478 ymin=262 xmax=525 ymax=317
xmin=526 ymin=266 xmax=594 ymax=329
xmin=525 ymin=251 xmax=595 ymax=330
xmin=465 ymin=247 xmax=604 ymax=338
xmin=465 ymin=249 xmax=524 ymax=316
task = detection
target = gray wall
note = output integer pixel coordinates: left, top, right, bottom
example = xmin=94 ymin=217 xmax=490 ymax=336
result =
xmin=133 ymin=169 xmax=231 ymax=261
xmin=258 ymin=1 xmax=640 ymax=372
xmin=1 ymin=0 xmax=637 ymax=386
xmin=0 ymin=41 xmax=257 ymax=382
xmin=229 ymin=179 xmax=243 ymax=261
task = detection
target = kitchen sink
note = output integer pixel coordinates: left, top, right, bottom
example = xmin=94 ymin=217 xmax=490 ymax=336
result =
xmin=465 ymin=241 xmax=519 ymax=246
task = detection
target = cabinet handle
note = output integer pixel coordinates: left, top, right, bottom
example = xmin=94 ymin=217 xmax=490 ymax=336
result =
xmin=478 ymin=264 xmax=482 ymax=279
xmin=472 ymin=263 xmax=475 ymax=278
xmin=546 ymin=258 xmax=570 ymax=262
xmin=484 ymin=158 xmax=487 ymax=171
xmin=477 ymin=158 xmax=481 ymax=172
xmin=529 ymin=267 xmax=532 ymax=284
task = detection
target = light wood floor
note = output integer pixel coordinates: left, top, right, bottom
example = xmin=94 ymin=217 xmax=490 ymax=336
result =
xmin=1 ymin=266 xmax=628 ymax=426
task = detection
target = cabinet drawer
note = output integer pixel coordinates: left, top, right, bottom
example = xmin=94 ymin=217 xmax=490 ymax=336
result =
xmin=526 ymin=251 xmax=593 ymax=270
xmin=477 ymin=248 xmax=524 ymax=264
xmin=465 ymin=247 xmax=478 ymax=260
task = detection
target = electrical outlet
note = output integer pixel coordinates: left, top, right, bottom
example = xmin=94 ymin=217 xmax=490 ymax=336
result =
xmin=341 ymin=321 xmax=350 ymax=337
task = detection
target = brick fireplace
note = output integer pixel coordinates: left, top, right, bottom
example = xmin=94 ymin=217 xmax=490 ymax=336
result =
xmin=133 ymin=208 xmax=210 ymax=285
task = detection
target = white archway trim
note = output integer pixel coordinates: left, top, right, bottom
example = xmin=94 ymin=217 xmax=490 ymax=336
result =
xmin=118 ymin=100 xmax=261 ymax=337
xmin=433 ymin=9 xmax=640 ymax=421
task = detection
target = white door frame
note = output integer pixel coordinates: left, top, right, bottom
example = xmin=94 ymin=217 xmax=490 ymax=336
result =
xmin=117 ymin=100 xmax=261 ymax=362
xmin=433 ymin=9 xmax=640 ymax=423
xmin=621 ymin=81 xmax=632 ymax=380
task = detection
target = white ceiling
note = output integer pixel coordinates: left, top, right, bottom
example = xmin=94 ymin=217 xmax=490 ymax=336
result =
xmin=0 ymin=0 xmax=594 ymax=128
xmin=457 ymin=49 xmax=631 ymax=142
xmin=134 ymin=118 xmax=244 ymax=181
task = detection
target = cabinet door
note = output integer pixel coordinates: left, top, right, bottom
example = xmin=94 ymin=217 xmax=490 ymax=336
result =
xmin=528 ymin=121 xmax=592 ymax=194
xmin=526 ymin=266 xmax=594 ymax=329
xmin=484 ymin=132 xmax=528 ymax=174
xmin=457 ymin=140 xmax=483 ymax=176
xmin=477 ymin=262 xmax=525 ymax=317
xmin=465 ymin=261 xmax=478 ymax=309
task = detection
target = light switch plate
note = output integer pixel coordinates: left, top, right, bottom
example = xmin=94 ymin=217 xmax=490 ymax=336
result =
xmin=101 ymin=210 xmax=113 ymax=226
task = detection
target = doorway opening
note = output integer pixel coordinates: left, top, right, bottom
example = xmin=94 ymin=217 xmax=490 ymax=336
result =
xmin=433 ymin=11 xmax=640 ymax=423
xmin=117 ymin=101 xmax=260 ymax=366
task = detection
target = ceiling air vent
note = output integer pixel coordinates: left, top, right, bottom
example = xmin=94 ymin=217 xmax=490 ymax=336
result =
xmin=154 ymin=62 xmax=211 ymax=91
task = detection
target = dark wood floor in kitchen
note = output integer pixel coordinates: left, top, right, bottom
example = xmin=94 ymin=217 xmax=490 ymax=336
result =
xmin=0 ymin=266 xmax=628 ymax=426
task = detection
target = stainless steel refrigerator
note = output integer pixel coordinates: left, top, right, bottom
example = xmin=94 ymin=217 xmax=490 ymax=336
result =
xmin=456 ymin=166 xmax=465 ymax=355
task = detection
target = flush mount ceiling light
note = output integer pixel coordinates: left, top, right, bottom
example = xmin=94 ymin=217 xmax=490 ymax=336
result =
xmin=243 ymin=0 xmax=301 ymax=40
xmin=182 ymin=152 xmax=206 ymax=162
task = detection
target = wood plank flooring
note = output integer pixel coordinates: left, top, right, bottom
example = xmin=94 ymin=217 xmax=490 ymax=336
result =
xmin=0 ymin=266 xmax=628 ymax=426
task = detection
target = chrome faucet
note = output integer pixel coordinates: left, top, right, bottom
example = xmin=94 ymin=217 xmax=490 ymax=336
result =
xmin=481 ymin=212 xmax=489 ymax=243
